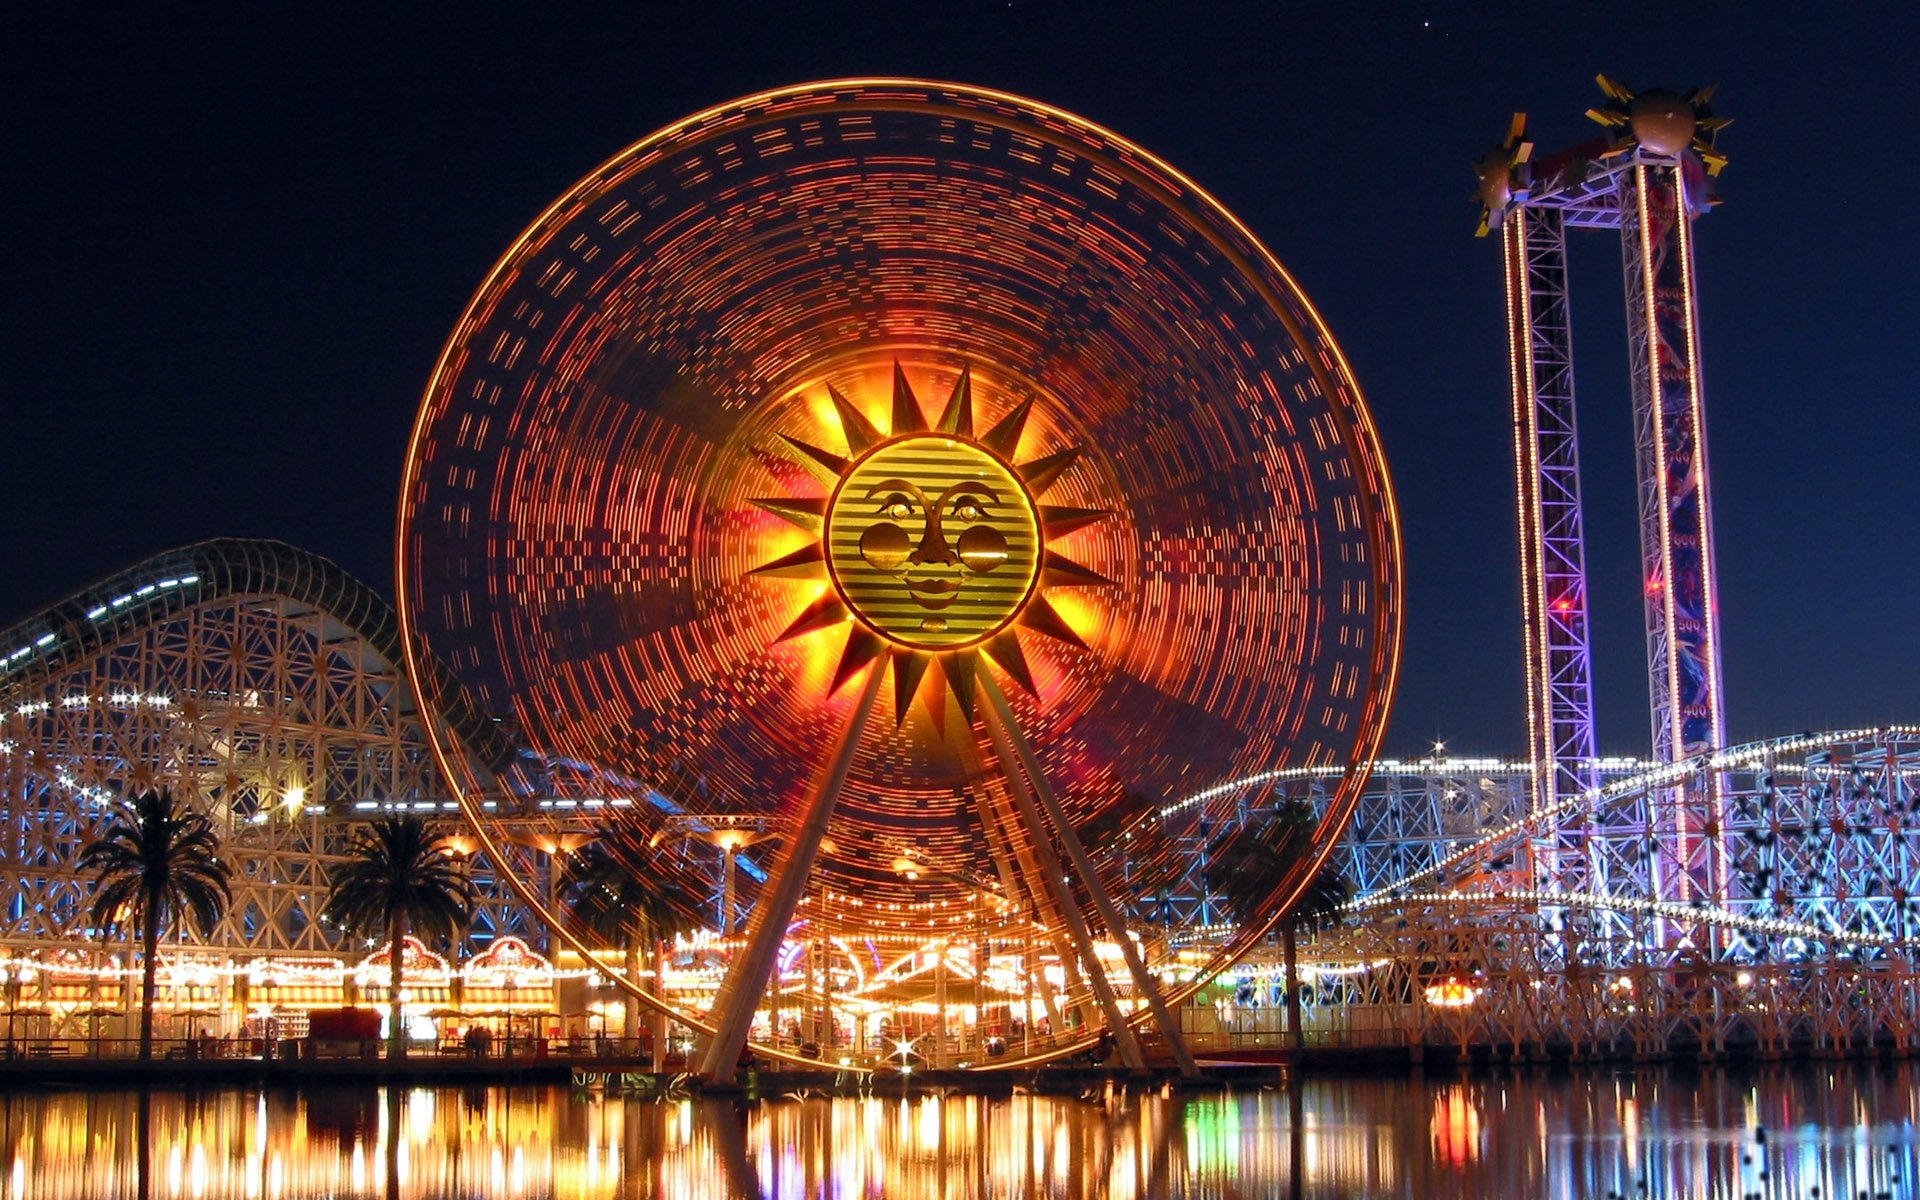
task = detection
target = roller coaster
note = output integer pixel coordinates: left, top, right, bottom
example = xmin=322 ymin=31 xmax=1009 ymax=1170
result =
xmin=1154 ymin=728 xmax=1920 ymax=1057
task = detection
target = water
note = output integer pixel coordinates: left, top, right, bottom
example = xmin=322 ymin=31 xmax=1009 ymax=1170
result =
xmin=4 ymin=1064 xmax=1918 ymax=1198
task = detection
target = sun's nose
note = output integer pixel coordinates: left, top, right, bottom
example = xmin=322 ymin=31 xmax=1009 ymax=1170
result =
xmin=909 ymin=514 xmax=957 ymax=566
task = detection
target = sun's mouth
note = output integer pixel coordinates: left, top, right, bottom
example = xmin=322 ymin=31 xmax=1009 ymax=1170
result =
xmin=905 ymin=576 xmax=960 ymax=605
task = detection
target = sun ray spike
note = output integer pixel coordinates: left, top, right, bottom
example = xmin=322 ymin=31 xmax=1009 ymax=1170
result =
xmin=891 ymin=362 xmax=928 ymax=434
xmin=1596 ymin=74 xmax=1635 ymax=103
xmin=982 ymin=630 xmax=1037 ymax=697
xmin=778 ymin=435 xmax=849 ymax=483
xmin=750 ymin=496 xmax=828 ymax=533
xmin=1016 ymin=594 xmax=1087 ymax=649
xmin=923 ymin=666 xmax=948 ymax=731
xmin=1039 ymin=505 xmax=1109 ymax=538
xmin=827 ymin=384 xmax=884 ymax=455
xmin=776 ymin=593 xmax=849 ymax=642
xmin=1042 ymin=550 xmax=1114 ymax=588
xmin=831 ymin=629 xmax=887 ymax=693
xmin=748 ymin=543 xmax=826 ymax=579
xmin=890 ymin=649 xmax=932 ymax=725
xmin=1020 ymin=446 xmax=1084 ymax=496
xmin=980 ymin=394 xmax=1033 ymax=457
xmin=935 ymin=364 xmax=974 ymax=437
xmin=943 ymin=650 xmax=979 ymax=720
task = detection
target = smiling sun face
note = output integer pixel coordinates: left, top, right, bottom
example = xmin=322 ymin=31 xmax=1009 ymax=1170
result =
xmin=752 ymin=363 xmax=1109 ymax=721
xmin=830 ymin=436 xmax=1041 ymax=649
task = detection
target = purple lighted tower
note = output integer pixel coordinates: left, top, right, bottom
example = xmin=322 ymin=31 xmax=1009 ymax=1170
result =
xmin=1478 ymin=78 xmax=1732 ymax=922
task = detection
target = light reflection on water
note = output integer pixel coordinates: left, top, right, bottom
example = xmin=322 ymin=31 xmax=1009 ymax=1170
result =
xmin=2 ymin=1064 xmax=1918 ymax=1198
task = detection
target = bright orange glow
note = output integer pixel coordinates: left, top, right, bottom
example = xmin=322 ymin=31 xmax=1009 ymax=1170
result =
xmin=1424 ymin=980 xmax=1480 ymax=1008
xmin=1045 ymin=592 xmax=1103 ymax=648
xmin=1430 ymin=1088 xmax=1483 ymax=1168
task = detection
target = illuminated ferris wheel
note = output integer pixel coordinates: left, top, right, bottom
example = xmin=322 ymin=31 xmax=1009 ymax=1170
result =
xmin=398 ymin=80 xmax=1400 ymax=1076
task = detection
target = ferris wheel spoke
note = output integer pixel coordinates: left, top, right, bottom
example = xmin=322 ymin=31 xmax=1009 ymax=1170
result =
xmin=695 ymin=655 xmax=888 ymax=1082
xmin=975 ymin=769 xmax=1067 ymax=941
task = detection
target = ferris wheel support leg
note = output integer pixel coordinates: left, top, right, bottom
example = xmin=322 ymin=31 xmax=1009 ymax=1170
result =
xmin=977 ymin=691 xmax=1150 ymax=1074
xmin=978 ymin=782 xmax=1083 ymax=1033
xmin=695 ymin=659 xmax=888 ymax=1083
xmin=978 ymin=667 xmax=1202 ymax=1080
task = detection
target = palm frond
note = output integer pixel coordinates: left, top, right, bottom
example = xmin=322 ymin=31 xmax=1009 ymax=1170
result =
xmin=321 ymin=815 xmax=476 ymax=946
xmin=1214 ymin=798 xmax=1350 ymax=933
xmin=76 ymin=788 xmax=232 ymax=939
xmin=559 ymin=832 xmax=704 ymax=949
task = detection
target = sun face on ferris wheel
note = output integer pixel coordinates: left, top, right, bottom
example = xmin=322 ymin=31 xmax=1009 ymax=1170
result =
xmin=754 ymin=363 xmax=1107 ymax=720
xmin=398 ymin=78 xmax=1402 ymax=1073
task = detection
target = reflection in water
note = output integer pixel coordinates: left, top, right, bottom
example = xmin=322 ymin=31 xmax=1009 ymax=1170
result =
xmin=1 ymin=1065 xmax=1917 ymax=1198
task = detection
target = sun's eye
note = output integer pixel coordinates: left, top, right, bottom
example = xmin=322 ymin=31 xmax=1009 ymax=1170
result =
xmin=953 ymin=500 xmax=986 ymax=522
xmin=880 ymin=497 xmax=916 ymax=520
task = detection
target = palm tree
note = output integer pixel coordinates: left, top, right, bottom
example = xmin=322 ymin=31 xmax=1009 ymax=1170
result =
xmin=77 ymin=788 xmax=232 ymax=1061
xmin=562 ymin=834 xmax=701 ymax=1067
xmin=320 ymin=815 xmax=474 ymax=1059
xmin=1215 ymin=799 xmax=1353 ymax=1055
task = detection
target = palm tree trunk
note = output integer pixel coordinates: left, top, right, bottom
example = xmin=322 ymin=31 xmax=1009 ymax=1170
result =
xmin=140 ymin=897 xmax=160 ymax=1062
xmin=1284 ymin=920 xmax=1304 ymax=1057
xmin=651 ymin=935 xmax=668 ymax=1074
xmin=388 ymin=913 xmax=405 ymax=1061
xmin=623 ymin=939 xmax=640 ymax=1055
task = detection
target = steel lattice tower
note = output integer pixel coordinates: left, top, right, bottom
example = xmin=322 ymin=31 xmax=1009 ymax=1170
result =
xmin=1479 ymin=78 xmax=1733 ymax=918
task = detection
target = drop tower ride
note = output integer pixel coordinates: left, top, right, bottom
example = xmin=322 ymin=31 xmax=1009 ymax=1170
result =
xmin=1478 ymin=77 xmax=1732 ymax=917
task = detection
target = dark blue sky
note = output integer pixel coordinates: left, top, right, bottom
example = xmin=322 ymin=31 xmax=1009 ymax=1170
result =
xmin=6 ymin=2 xmax=1915 ymax=757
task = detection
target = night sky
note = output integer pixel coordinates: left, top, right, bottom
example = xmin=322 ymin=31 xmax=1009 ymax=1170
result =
xmin=7 ymin=3 xmax=1915 ymax=759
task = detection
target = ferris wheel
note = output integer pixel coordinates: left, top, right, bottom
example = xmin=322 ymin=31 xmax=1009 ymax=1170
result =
xmin=397 ymin=79 xmax=1400 ymax=1075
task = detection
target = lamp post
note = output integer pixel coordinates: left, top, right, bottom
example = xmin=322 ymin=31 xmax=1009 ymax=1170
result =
xmin=499 ymin=831 xmax=594 ymax=958
xmin=677 ymin=822 xmax=774 ymax=936
xmin=504 ymin=975 xmax=519 ymax=1058
xmin=6 ymin=962 xmax=34 ymax=1058
xmin=2 ymin=962 xmax=19 ymax=1059
xmin=248 ymin=962 xmax=278 ymax=1057
xmin=441 ymin=836 xmax=478 ymax=897
xmin=440 ymin=837 xmax=478 ymax=1054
